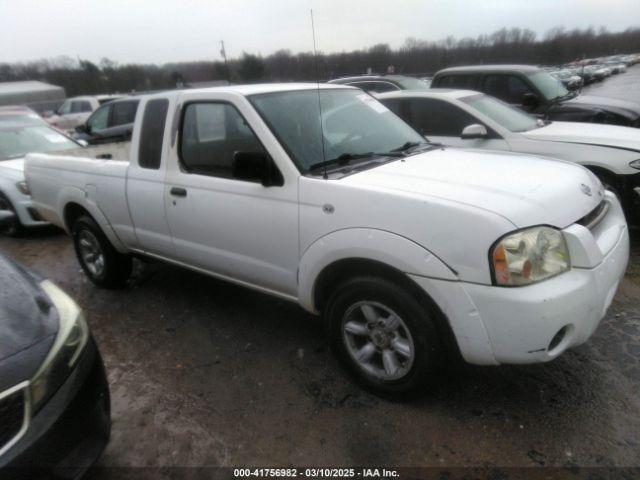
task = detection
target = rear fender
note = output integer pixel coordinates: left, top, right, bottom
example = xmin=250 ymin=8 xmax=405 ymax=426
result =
xmin=58 ymin=186 xmax=127 ymax=253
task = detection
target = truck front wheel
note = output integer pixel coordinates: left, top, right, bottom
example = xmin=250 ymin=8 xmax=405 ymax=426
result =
xmin=72 ymin=215 xmax=132 ymax=288
xmin=324 ymin=276 xmax=445 ymax=399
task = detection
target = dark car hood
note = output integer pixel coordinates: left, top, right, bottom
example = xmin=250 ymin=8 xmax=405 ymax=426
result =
xmin=0 ymin=254 xmax=57 ymax=391
xmin=564 ymin=94 xmax=640 ymax=121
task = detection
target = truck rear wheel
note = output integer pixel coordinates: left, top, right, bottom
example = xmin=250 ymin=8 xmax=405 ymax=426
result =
xmin=72 ymin=215 xmax=132 ymax=288
xmin=324 ymin=276 xmax=445 ymax=399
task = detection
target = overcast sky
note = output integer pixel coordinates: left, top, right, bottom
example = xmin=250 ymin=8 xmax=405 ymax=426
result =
xmin=1 ymin=0 xmax=639 ymax=64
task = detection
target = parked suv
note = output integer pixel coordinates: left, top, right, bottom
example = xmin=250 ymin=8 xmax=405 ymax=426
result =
xmin=328 ymin=75 xmax=430 ymax=94
xmin=431 ymin=65 xmax=640 ymax=127
xmin=74 ymin=97 xmax=139 ymax=145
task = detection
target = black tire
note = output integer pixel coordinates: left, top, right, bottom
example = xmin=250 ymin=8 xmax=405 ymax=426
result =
xmin=593 ymin=172 xmax=622 ymax=199
xmin=72 ymin=215 xmax=132 ymax=288
xmin=324 ymin=276 xmax=445 ymax=399
xmin=0 ymin=193 xmax=24 ymax=237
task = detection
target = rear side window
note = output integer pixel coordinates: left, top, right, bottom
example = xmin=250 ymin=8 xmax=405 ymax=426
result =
xmin=370 ymin=82 xmax=399 ymax=93
xmin=436 ymin=74 xmax=479 ymax=90
xmin=111 ymin=101 xmax=138 ymax=126
xmin=348 ymin=81 xmax=399 ymax=94
xmin=138 ymin=99 xmax=169 ymax=170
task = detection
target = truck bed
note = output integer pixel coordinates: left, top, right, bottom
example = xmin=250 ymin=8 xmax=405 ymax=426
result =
xmin=58 ymin=141 xmax=131 ymax=162
xmin=24 ymin=142 xmax=133 ymax=234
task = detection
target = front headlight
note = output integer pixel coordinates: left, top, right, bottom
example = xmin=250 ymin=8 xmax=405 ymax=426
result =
xmin=491 ymin=226 xmax=570 ymax=286
xmin=629 ymin=159 xmax=640 ymax=170
xmin=15 ymin=181 xmax=30 ymax=196
xmin=30 ymin=280 xmax=89 ymax=413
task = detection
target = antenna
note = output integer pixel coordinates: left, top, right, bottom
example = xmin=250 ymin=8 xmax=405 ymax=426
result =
xmin=311 ymin=9 xmax=328 ymax=179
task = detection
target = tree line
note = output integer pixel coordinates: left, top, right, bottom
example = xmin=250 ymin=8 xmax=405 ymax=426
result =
xmin=1 ymin=26 xmax=639 ymax=96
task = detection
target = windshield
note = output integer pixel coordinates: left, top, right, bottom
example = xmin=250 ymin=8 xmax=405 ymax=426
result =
xmin=527 ymin=71 xmax=569 ymax=101
xmin=0 ymin=126 xmax=78 ymax=161
xmin=250 ymin=89 xmax=425 ymax=173
xmin=461 ymin=94 xmax=540 ymax=132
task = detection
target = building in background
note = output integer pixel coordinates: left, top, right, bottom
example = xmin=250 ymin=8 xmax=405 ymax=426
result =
xmin=0 ymin=81 xmax=65 ymax=113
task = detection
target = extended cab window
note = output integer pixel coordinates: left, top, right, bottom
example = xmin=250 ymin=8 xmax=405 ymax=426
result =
xmin=138 ymin=98 xmax=169 ymax=170
xmin=111 ymin=101 xmax=138 ymax=126
xmin=180 ymin=102 xmax=267 ymax=180
xmin=483 ymin=75 xmax=534 ymax=105
xmin=404 ymin=98 xmax=478 ymax=136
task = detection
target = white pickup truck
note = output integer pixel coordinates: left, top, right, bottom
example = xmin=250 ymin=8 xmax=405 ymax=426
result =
xmin=25 ymin=84 xmax=629 ymax=396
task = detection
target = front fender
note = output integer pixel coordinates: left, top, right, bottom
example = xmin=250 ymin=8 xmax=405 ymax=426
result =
xmin=297 ymin=228 xmax=457 ymax=312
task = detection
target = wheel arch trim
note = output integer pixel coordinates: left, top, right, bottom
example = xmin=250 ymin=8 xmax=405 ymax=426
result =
xmin=58 ymin=187 xmax=127 ymax=253
xmin=298 ymin=228 xmax=458 ymax=313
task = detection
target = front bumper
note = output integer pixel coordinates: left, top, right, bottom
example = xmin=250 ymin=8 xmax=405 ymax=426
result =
xmin=12 ymin=194 xmax=49 ymax=228
xmin=0 ymin=338 xmax=110 ymax=479
xmin=411 ymin=193 xmax=629 ymax=365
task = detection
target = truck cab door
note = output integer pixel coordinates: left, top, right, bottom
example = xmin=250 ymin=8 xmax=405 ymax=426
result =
xmin=126 ymin=97 xmax=175 ymax=257
xmin=163 ymin=92 xmax=300 ymax=298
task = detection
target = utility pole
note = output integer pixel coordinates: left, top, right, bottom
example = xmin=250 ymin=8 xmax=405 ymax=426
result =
xmin=220 ymin=40 xmax=230 ymax=83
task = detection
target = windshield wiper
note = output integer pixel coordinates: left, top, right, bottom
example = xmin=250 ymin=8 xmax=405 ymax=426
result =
xmin=391 ymin=141 xmax=423 ymax=152
xmin=389 ymin=141 xmax=441 ymax=155
xmin=308 ymin=151 xmax=405 ymax=174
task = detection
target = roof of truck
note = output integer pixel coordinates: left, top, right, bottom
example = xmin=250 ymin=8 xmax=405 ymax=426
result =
xmin=179 ymin=83 xmax=355 ymax=97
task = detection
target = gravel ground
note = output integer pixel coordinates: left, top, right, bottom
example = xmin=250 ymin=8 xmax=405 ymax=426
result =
xmin=1 ymin=67 xmax=640 ymax=477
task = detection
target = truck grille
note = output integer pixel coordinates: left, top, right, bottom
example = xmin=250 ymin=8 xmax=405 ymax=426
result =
xmin=577 ymin=200 xmax=609 ymax=230
xmin=0 ymin=387 xmax=27 ymax=454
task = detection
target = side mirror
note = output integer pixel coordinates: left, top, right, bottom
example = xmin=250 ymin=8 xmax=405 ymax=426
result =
xmin=232 ymin=151 xmax=283 ymax=187
xmin=0 ymin=210 xmax=15 ymax=228
xmin=522 ymin=92 xmax=539 ymax=107
xmin=460 ymin=124 xmax=488 ymax=139
xmin=75 ymin=123 xmax=88 ymax=134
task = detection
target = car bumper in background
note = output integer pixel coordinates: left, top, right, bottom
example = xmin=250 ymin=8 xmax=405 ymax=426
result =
xmin=0 ymin=338 xmax=110 ymax=480
xmin=410 ymin=193 xmax=629 ymax=366
xmin=13 ymin=195 xmax=48 ymax=228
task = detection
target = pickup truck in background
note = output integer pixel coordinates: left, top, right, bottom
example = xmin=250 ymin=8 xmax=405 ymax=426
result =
xmin=25 ymin=84 xmax=629 ymax=397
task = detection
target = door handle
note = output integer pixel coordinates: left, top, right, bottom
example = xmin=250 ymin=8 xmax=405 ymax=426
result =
xmin=170 ymin=187 xmax=187 ymax=197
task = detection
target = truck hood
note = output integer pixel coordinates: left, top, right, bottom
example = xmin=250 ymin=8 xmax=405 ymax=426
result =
xmin=342 ymin=148 xmax=603 ymax=228
xmin=0 ymin=254 xmax=57 ymax=391
xmin=564 ymin=94 xmax=640 ymax=121
xmin=523 ymin=121 xmax=640 ymax=152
